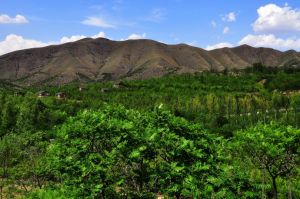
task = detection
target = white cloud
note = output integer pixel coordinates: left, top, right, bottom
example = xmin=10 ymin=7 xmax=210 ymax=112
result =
xmin=238 ymin=34 xmax=300 ymax=50
xmin=0 ymin=32 xmax=107 ymax=55
xmin=60 ymin=35 xmax=87 ymax=43
xmin=211 ymin=20 xmax=217 ymax=28
xmin=146 ymin=8 xmax=166 ymax=22
xmin=81 ymin=17 xmax=115 ymax=28
xmin=253 ymin=4 xmax=300 ymax=33
xmin=223 ymin=26 xmax=230 ymax=34
xmin=222 ymin=12 xmax=236 ymax=22
xmin=127 ymin=33 xmax=146 ymax=40
xmin=206 ymin=42 xmax=233 ymax=50
xmin=92 ymin=32 xmax=106 ymax=38
xmin=0 ymin=34 xmax=49 ymax=55
xmin=60 ymin=32 xmax=106 ymax=43
xmin=205 ymin=34 xmax=300 ymax=51
xmin=0 ymin=14 xmax=28 ymax=24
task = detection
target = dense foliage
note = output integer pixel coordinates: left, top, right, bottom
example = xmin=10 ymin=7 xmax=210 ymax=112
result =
xmin=233 ymin=123 xmax=300 ymax=199
xmin=0 ymin=66 xmax=299 ymax=198
xmin=45 ymin=105 xmax=224 ymax=198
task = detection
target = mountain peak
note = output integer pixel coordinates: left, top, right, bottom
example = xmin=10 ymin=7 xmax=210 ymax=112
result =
xmin=0 ymin=39 xmax=299 ymax=86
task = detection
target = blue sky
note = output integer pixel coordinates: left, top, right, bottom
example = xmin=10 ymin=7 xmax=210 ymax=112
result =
xmin=1 ymin=0 xmax=300 ymax=55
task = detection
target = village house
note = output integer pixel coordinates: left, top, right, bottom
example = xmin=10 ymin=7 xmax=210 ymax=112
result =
xmin=38 ymin=91 xmax=50 ymax=98
xmin=14 ymin=91 xmax=25 ymax=96
xmin=79 ymin=85 xmax=86 ymax=92
xmin=100 ymin=88 xmax=110 ymax=93
xmin=113 ymin=81 xmax=127 ymax=89
xmin=56 ymin=92 xmax=67 ymax=99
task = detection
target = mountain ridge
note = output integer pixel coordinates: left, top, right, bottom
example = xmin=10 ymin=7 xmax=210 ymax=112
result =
xmin=0 ymin=38 xmax=299 ymax=86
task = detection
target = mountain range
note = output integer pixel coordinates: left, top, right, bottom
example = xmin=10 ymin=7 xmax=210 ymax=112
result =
xmin=0 ymin=38 xmax=300 ymax=86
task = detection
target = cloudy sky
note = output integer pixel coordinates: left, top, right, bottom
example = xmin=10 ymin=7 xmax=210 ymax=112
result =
xmin=1 ymin=0 xmax=300 ymax=55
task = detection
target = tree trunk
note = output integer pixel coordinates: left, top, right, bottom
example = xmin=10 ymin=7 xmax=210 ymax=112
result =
xmin=288 ymin=179 xmax=292 ymax=199
xmin=295 ymin=107 xmax=299 ymax=128
xmin=100 ymin=190 xmax=105 ymax=199
xmin=0 ymin=185 xmax=2 ymax=199
xmin=272 ymin=177 xmax=278 ymax=199
xmin=262 ymin=169 xmax=266 ymax=199
xmin=35 ymin=175 xmax=42 ymax=189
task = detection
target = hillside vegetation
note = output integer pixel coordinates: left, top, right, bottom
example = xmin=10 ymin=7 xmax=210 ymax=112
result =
xmin=0 ymin=66 xmax=299 ymax=198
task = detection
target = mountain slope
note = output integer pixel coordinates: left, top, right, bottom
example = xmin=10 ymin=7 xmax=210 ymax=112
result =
xmin=0 ymin=38 xmax=299 ymax=86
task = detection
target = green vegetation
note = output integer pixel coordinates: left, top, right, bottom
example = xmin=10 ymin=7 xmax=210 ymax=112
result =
xmin=0 ymin=65 xmax=300 ymax=198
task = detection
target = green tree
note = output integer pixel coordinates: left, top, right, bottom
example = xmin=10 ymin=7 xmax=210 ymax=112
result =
xmin=16 ymin=98 xmax=47 ymax=131
xmin=47 ymin=105 xmax=223 ymax=198
xmin=234 ymin=123 xmax=300 ymax=199
xmin=1 ymin=101 xmax=17 ymax=137
xmin=0 ymin=133 xmax=23 ymax=198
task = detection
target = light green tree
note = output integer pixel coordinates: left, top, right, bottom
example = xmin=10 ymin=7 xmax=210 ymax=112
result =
xmin=234 ymin=123 xmax=300 ymax=199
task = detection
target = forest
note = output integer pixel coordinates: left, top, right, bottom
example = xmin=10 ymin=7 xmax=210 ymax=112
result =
xmin=0 ymin=64 xmax=299 ymax=198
